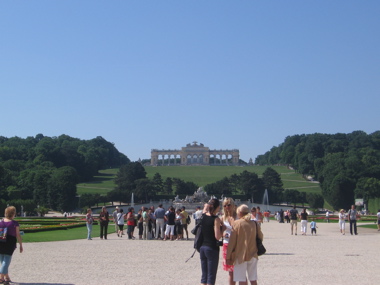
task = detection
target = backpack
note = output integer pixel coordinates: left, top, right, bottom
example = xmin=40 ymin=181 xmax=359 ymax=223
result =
xmin=193 ymin=221 xmax=203 ymax=252
xmin=0 ymin=227 xmax=7 ymax=242
xmin=186 ymin=215 xmax=191 ymax=225
xmin=290 ymin=209 xmax=298 ymax=220
xmin=185 ymin=215 xmax=204 ymax=262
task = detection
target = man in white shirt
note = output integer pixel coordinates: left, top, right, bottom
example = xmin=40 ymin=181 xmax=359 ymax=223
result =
xmin=193 ymin=206 xmax=203 ymax=225
xmin=112 ymin=207 xmax=119 ymax=236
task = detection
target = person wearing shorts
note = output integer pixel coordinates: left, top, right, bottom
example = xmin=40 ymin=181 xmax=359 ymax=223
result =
xmin=226 ymin=204 xmax=263 ymax=285
xmin=164 ymin=206 xmax=175 ymax=240
xmin=116 ymin=209 xmax=126 ymax=237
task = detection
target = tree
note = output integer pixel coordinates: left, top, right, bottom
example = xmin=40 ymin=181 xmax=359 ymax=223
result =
xmin=135 ymin=178 xmax=155 ymax=202
xmin=48 ymin=166 xmax=78 ymax=211
xmin=152 ymin=173 xmax=163 ymax=193
xmin=283 ymin=189 xmax=300 ymax=205
xmin=262 ymin=167 xmax=283 ymax=191
xmin=114 ymin=162 xmax=147 ymax=194
xmin=325 ymin=173 xmax=355 ymax=210
xmin=173 ymin=178 xmax=198 ymax=196
xmin=239 ymin=171 xmax=263 ymax=201
xmin=163 ymin=177 xmax=173 ymax=195
xmin=205 ymin=178 xmax=232 ymax=197
xmin=35 ymin=206 xmax=49 ymax=217
xmin=306 ymin=193 xmax=324 ymax=209
xmin=355 ymin=177 xmax=380 ymax=205
xmin=229 ymin=174 xmax=240 ymax=193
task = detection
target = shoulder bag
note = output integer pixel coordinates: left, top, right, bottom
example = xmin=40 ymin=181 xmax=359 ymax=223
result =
xmin=255 ymin=221 xmax=266 ymax=256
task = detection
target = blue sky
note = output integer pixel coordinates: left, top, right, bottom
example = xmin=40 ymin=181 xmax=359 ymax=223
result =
xmin=1 ymin=1 xmax=379 ymax=162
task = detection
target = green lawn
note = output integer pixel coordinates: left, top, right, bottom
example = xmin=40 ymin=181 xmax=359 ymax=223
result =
xmin=77 ymin=165 xmax=322 ymax=196
xmin=22 ymin=224 xmax=117 ymax=242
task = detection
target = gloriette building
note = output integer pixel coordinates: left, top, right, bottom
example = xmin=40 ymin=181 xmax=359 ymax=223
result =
xmin=151 ymin=141 xmax=239 ymax=166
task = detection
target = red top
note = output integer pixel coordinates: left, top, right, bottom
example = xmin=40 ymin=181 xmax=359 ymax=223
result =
xmin=127 ymin=212 xmax=135 ymax=226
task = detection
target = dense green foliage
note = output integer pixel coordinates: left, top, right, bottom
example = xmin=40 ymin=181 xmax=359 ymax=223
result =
xmin=255 ymin=131 xmax=380 ymax=210
xmin=0 ymin=134 xmax=129 ymax=212
xmin=107 ymin=162 xmax=200 ymax=203
xmin=203 ymin=168 xmax=323 ymax=207
xmin=78 ymin=166 xmax=322 ymax=208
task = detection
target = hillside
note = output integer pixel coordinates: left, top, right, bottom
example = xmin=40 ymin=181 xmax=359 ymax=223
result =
xmin=77 ymin=165 xmax=321 ymax=195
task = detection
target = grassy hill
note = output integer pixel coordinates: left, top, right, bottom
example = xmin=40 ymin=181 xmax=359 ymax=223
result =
xmin=77 ymin=165 xmax=321 ymax=195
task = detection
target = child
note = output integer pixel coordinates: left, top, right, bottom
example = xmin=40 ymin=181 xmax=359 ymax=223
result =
xmin=310 ymin=218 xmax=318 ymax=235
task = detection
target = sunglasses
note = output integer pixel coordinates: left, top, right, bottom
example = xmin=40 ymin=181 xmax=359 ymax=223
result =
xmin=224 ymin=204 xmax=231 ymax=207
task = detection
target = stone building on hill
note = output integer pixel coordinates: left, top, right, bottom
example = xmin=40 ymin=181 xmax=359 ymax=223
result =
xmin=151 ymin=141 xmax=239 ymax=166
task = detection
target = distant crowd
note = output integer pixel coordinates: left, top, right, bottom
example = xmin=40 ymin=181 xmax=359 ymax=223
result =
xmin=85 ymin=204 xmax=196 ymax=241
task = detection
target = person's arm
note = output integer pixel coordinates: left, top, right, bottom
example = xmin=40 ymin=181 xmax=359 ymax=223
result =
xmin=16 ymin=226 xmax=23 ymax=253
xmin=214 ymin=217 xmax=223 ymax=240
xmin=226 ymin=224 xmax=237 ymax=265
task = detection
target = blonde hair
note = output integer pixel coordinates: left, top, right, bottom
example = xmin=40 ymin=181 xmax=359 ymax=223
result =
xmin=237 ymin=204 xmax=251 ymax=221
xmin=5 ymin=206 xmax=16 ymax=219
xmin=222 ymin=197 xmax=237 ymax=221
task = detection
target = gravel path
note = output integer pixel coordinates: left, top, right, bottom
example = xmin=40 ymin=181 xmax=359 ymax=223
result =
xmin=9 ymin=221 xmax=380 ymax=285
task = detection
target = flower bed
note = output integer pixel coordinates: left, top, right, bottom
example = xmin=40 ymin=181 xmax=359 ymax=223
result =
xmin=17 ymin=218 xmax=98 ymax=233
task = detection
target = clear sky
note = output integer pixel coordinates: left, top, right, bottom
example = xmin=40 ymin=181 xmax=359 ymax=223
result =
xmin=1 ymin=1 xmax=379 ymax=162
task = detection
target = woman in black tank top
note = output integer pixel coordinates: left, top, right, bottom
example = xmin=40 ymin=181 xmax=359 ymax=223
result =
xmin=200 ymin=198 xmax=225 ymax=285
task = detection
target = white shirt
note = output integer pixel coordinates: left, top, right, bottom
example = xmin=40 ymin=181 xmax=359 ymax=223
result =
xmin=117 ymin=213 xmax=125 ymax=225
xmin=194 ymin=210 xmax=203 ymax=220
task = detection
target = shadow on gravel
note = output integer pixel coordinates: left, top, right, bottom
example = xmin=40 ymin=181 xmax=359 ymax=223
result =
xmin=264 ymin=253 xmax=294 ymax=255
xmin=14 ymin=283 xmax=75 ymax=285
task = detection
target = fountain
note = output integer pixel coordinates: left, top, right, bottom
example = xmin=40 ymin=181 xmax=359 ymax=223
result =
xmin=131 ymin=193 xmax=134 ymax=208
xmin=262 ymin=189 xmax=269 ymax=211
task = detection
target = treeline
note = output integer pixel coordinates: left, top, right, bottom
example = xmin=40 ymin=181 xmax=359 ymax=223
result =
xmin=0 ymin=134 xmax=130 ymax=212
xmin=204 ymin=168 xmax=324 ymax=209
xmin=80 ymin=165 xmax=323 ymax=210
xmin=255 ymin=131 xmax=380 ymax=210
xmin=80 ymin=162 xmax=199 ymax=208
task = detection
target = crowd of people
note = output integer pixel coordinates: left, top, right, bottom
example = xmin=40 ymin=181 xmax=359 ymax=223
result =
xmin=86 ymin=204 xmax=193 ymax=241
xmin=197 ymin=198 xmax=264 ymax=285
xmin=270 ymin=204 xmax=370 ymax=236
xmin=83 ymin=202 xmax=380 ymax=285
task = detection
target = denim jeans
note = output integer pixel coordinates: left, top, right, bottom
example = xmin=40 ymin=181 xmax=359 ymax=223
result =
xmin=0 ymin=254 xmax=12 ymax=274
xmin=200 ymin=246 xmax=219 ymax=285
xmin=86 ymin=223 xmax=92 ymax=239
xmin=127 ymin=225 xmax=134 ymax=239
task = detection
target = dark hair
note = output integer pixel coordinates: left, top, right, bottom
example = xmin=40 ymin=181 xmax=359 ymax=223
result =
xmin=158 ymin=204 xmax=163 ymax=207
xmin=128 ymin=207 xmax=134 ymax=213
xmin=120 ymin=209 xmax=124 ymax=213
xmin=207 ymin=198 xmax=220 ymax=214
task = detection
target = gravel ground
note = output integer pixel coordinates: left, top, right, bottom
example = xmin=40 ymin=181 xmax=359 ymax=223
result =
xmin=8 ymin=221 xmax=380 ymax=285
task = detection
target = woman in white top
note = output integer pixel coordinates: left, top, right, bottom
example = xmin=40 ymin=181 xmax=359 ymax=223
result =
xmin=338 ymin=209 xmax=346 ymax=235
xmin=221 ymin=197 xmax=237 ymax=285
xmin=116 ymin=209 xmax=126 ymax=237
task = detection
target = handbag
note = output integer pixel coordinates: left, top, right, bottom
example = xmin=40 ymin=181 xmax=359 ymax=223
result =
xmin=255 ymin=221 xmax=266 ymax=256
